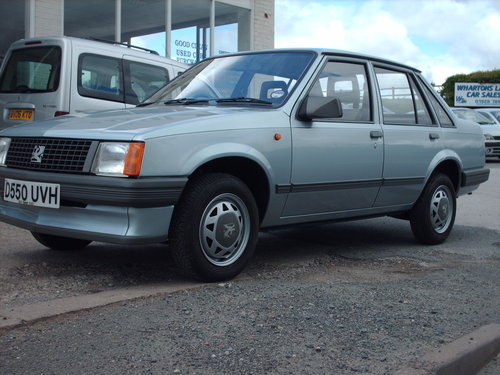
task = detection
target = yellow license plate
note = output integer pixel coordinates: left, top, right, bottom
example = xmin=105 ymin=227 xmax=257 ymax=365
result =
xmin=9 ymin=109 xmax=34 ymax=120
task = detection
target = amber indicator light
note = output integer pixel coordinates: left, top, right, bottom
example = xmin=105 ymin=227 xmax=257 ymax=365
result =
xmin=124 ymin=142 xmax=145 ymax=176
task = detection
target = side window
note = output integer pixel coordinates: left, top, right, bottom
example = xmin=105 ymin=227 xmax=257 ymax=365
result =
xmin=78 ymin=54 xmax=123 ymax=102
xmin=126 ymin=61 xmax=169 ymax=104
xmin=375 ymin=67 xmax=433 ymax=126
xmin=417 ymin=77 xmax=455 ymax=127
xmin=309 ymin=61 xmax=371 ymax=121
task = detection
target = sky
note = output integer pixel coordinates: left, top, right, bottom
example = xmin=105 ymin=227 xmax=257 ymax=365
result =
xmin=274 ymin=0 xmax=500 ymax=85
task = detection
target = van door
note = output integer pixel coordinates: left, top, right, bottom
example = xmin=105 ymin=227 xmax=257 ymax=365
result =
xmin=0 ymin=42 xmax=67 ymax=128
xmin=284 ymin=59 xmax=383 ymax=217
xmin=123 ymin=55 xmax=171 ymax=107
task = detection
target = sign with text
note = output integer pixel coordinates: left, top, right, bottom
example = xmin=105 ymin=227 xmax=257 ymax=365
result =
xmin=454 ymin=82 xmax=500 ymax=107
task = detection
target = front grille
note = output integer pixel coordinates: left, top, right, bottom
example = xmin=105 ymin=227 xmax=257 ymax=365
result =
xmin=6 ymin=138 xmax=97 ymax=173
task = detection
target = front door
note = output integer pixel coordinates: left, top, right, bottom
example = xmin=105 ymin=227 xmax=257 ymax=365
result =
xmin=283 ymin=59 xmax=384 ymax=217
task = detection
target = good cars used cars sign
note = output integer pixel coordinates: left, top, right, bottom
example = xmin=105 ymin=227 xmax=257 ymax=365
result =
xmin=455 ymin=82 xmax=500 ymax=107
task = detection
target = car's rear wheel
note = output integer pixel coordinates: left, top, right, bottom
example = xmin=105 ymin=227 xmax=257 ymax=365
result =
xmin=170 ymin=173 xmax=259 ymax=282
xmin=409 ymin=173 xmax=456 ymax=245
xmin=31 ymin=232 xmax=92 ymax=250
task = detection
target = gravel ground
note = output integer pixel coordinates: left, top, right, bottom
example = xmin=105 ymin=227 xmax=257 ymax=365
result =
xmin=1 ymin=164 xmax=499 ymax=374
xmin=1 ymin=225 xmax=499 ymax=375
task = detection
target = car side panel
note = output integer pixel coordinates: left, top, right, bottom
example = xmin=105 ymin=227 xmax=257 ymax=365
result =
xmin=374 ymin=124 xmax=443 ymax=207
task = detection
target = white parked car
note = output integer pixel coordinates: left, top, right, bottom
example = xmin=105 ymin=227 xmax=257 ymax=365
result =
xmin=452 ymin=107 xmax=500 ymax=159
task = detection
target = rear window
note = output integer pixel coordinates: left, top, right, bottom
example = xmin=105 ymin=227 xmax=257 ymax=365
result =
xmin=0 ymin=46 xmax=61 ymax=93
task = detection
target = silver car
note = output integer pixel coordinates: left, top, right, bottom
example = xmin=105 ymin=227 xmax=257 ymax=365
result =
xmin=0 ymin=49 xmax=490 ymax=281
xmin=452 ymin=107 xmax=500 ymax=159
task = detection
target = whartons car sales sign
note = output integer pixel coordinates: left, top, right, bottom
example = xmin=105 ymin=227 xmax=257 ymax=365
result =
xmin=454 ymin=82 xmax=500 ymax=107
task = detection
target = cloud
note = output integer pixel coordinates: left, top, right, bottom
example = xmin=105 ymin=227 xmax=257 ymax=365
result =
xmin=275 ymin=0 xmax=500 ymax=85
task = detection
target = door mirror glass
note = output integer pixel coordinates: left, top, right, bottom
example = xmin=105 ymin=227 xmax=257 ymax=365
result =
xmin=298 ymin=96 xmax=343 ymax=120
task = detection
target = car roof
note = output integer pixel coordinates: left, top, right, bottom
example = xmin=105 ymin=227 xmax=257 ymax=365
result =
xmin=207 ymin=48 xmax=421 ymax=73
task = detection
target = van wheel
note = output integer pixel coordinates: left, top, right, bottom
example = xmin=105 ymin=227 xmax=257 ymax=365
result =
xmin=31 ymin=232 xmax=92 ymax=250
xmin=170 ymin=173 xmax=259 ymax=282
xmin=409 ymin=174 xmax=456 ymax=245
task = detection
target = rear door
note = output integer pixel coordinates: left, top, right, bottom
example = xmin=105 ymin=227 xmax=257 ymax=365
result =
xmin=372 ymin=66 xmax=442 ymax=207
xmin=284 ymin=58 xmax=384 ymax=217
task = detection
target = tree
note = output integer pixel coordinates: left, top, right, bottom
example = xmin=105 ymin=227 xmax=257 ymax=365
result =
xmin=440 ymin=69 xmax=500 ymax=106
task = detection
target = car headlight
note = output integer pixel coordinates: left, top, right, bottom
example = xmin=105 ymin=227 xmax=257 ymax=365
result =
xmin=484 ymin=133 xmax=494 ymax=140
xmin=92 ymin=142 xmax=145 ymax=177
xmin=0 ymin=137 xmax=11 ymax=166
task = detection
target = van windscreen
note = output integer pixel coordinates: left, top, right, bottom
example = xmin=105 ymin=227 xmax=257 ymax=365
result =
xmin=0 ymin=46 xmax=61 ymax=93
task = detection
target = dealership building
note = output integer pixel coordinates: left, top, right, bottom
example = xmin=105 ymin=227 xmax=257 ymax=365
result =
xmin=0 ymin=0 xmax=275 ymax=64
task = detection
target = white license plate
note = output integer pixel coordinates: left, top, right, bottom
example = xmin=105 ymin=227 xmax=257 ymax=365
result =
xmin=3 ymin=178 xmax=60 ymax=208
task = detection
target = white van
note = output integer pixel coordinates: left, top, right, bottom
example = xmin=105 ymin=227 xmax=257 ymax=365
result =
xmin=0 ymin=36 xmax=187 ymax=129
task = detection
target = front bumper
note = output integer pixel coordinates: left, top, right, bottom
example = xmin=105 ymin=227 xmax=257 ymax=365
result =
xmin=485 ymin=140 xmax=500 ymax=158
xmin=0 ymin=168 xmax=188 ymax=244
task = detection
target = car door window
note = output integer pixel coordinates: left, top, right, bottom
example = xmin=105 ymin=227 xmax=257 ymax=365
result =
xmin=417 ymin=77 xmax=455 ymax=127
xmin=310 ymin=61 xmax=371 ymax=122
xmin=375 ymin=67 xmax=433 ymax=126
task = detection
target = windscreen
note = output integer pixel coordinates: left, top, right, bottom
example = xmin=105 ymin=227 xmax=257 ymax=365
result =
xmin=148 ymin=51 xmax=316 ymax=107
xmin=0 ymin=46 xmax=61 ymax=93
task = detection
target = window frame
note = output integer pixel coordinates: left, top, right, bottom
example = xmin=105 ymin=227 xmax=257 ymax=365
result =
xmin=77 ymin=53 xmax=124 ymax=103
xmin=373 ymin=65 xmax=438 ymax=127
xmin=300 ymin=58 xmax=374 ymax=124
xmin=123 ymin=60 xmax=170 ymax=105
xmin=416 ymin=75 xmax=456 ymax=128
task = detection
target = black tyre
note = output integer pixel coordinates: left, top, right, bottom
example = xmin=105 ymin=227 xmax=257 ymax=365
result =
xmin=409 ymin=173 xmax=456 ymax=245
xmin=170 ymin=173 xmax=259 ymax=282
xmin=31 ymin=232 xmax=92 ymax=251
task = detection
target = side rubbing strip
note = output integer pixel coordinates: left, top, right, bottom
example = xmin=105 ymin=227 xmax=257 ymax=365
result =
xmin=276 ymin=177 xmax=425 ymax=194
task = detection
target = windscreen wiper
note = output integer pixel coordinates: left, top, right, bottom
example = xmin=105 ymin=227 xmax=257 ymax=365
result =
xmin=216 ymin=97 xmax=273 ymax=105
xmin=164 ymin=98 xmax=210 ymax=105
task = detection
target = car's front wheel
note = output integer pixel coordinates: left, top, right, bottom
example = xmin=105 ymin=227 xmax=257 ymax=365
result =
xmin=409 ymin=173 xmax=456 ymax=245
xmin=31 ymin=232 xmax=92 ymax=250
xmin=170 ymin=173 xmax=259 ymax=282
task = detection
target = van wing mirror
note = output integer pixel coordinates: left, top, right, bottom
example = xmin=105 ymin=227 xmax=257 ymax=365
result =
xmin=297 ymin=96 xmax=343 ymax=121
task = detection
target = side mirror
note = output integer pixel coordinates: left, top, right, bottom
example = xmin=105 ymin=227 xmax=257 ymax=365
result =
xmin=297 ymin=96 xmax=343 ymax=121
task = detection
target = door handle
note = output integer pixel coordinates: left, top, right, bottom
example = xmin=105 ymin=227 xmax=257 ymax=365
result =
xmin=370 ymin=130 xmax=383 ymax=139
xmin=429 ymin=133 xmax=440 ymax=140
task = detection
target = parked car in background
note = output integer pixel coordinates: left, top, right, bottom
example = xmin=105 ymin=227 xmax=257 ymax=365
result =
xmin=0 ymin=49 xmax=489 ymax=281
xmin=451 ymin=107 xmax=500 ymax=160
xmin=0 ymin=36 xmax=187 ymax=129
xmin=475 ymin=108 xmax=500 ymax=125
xmin=478 ymin=108 xmax=500 ymax=123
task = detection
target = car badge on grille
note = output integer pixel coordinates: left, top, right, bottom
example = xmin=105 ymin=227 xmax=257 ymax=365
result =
xmin=31 ymin=145 xmax=46 ymax=163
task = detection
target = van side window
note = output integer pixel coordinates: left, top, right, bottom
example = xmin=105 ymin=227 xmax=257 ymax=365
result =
xmin=375 ymin=67 xmax=433 ymax=126
xmin=417 ymin=77 xmax=455 ymax=127
xmin=78 ymin=54 xmax=123 ymax=102
xmin=309 ymin=61 xmax=371 ymax=121
xmin=125 ymin=61 xmax=169 ymax=104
